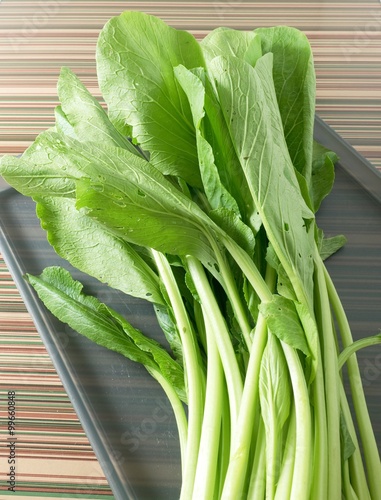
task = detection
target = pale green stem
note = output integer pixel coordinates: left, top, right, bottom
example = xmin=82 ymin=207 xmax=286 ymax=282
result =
xmin=265 ymin=413 xmax=281 ymax=499
xmin=309 ymin=249 xmax=329 ymax=500
xmin=150 ymin=368 xmax=188 ymax=473
xmin=217 ymin=383 xmax=231 ymax=499
xmin=206 ymin=233 xmax=253 ymax=350
xmin=274 ymin=407 xmax=296 ymax=500
xmin=309 ymin=364 xmax=328 ymax=500
xmin=220 ymin=264 xmax=275 ymax=500
xmin=221 ymin=235 xmax=273 ymax=303
xmin=221 ymin=312 xmax=268 ymax=500
xmin=192 ymin=311 xmax=224 ymax=500
xmin=151 ymin=250 xmax=204 ymax=500
xmin=314 ymin=251 xmax=341 ymax=499
xmin=185 ymin=255 xmax=243 ymax=433
xmin=247 ymin=417 xmax=266 ymax=500
xmin=339 ymin=382 xmax=371 ymax=500
xmin=338 ymin=335 xmax=381 ymax=370
xmin=281 ymin=342 xmax=312 ymax=500
xmin=343 ymin=458 xmax=359 ymax=500
xmin=324 ymin=265 xmax=381 ymax=500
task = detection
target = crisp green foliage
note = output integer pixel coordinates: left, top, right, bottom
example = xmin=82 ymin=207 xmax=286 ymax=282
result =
xmin=1 ymin=11 xmax=380 ymax=500
xmin=96 ymin=10 xmax=205 ymax=187
xmin=316 ymin=228 xmax=347 ymax=261
xmin=259 ymin=333 xmax=292 ymax=496
xmin=36 ymin=196 xmax=165 ymax=304
xmin=69 ymin=139 xmax=221 ymax=271
xmin=174 ymin=65 xmax=239 ymax=215
xmin=201 ymin=27 xmax=262 ymax=67
xmin=57 ymin=67 xmax=141 ymax=156
xmin=209 ymin=52 xmax=315 ymax=305
xmin=255 ymin=26 xmax=316 ymax=184
xmin=310 ymin=141 xmax=338 ymax=212
xmin=26 ymin=267 xmax=186 ymax=401
xmin=259 ymin=295 xmax=311 ymax=358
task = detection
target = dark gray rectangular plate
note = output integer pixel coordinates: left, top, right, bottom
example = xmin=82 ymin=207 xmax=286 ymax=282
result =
xmin=1 ymin=115 xmax=381 ymax=499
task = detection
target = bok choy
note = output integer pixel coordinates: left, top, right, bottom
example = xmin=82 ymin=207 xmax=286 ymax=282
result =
xmin=1 ymin=11 xmax=380 ymax=500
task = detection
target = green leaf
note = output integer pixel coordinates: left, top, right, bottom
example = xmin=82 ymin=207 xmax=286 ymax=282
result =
xmin=154 ymin=303 xmax=184 ymax=364
xmin=209 ymin=53 xmax=315 ymax=305
xmin=255 ymin=26 xmax=316 ymax=184
xmin=266 ymin=244 xmax=297 ymax=301
xmin=174 ymin=64 xmax=239 ymax=214
xmin=293 ymin=301 xmax=319 ymax=381
xmin=100 ymin=301 xmax=187 ymax=402
xmin=201 ymin=27 xmax=262 ymax=66
xmin=35 ymin=196 xmax=165 ymax=305
xmin=260 ymin=333 xmax=291 ymax=427
xmin=26 ymin=266 xmax=186 ymax=401
xmin=0 ymin=123 xmax=139 ymax=200
xmin=57 ymin=66 xmax=140 ymax=157
xmin=174 ymin=64 xmax=255 ymax=256
xmin=259 ymin=333 xmax=292 ymax=494
xmin=0 ymin=130 xmax=83 ymax=198
xmin=61 ymin=138 xmax=221 ymax=274
xmin=310 ymin=141 xmax=338 ymax=213
xmin=76 ymin=175 xmax=216 ymax=271
xmin=54 ymin=106 xmax=76 ymax=138
xmin=96 ymin=10 xmax=205 ymax=187
xmin=340 ymin=412 xmax=356 ymax=462
xmin=259 ymin=295 xmax=311 ymax=358
xmin=203 ymin=57 xmax=262 ymax=234
xmin=208 ymin=208 xmax=255 ymax=257
xmin=184 ymin=65 xmax=261 ymax=235
xmin=242 ymin=276 xmax=260 ymax=323
xmin=316 ymin=228 xmax=347 ymax=261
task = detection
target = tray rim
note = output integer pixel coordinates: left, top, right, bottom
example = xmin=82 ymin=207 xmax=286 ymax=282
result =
xmin=314 ymin=115 xmax=381 ymax=204
xmin=0 ymin=205 xmax=136 ymax=499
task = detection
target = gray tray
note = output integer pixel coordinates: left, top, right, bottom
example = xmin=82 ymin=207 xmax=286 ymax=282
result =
xmin=1 ymin=115 xmax=381 ymax=499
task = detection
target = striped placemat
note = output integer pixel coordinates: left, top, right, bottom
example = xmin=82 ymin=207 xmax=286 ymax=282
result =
xmin=0 ymin=1 xmax=380 ymax=498
xmin=0 ymin=1 xmax=380 ymax=169
xmin=0 ymin=256 xmax=114 ymax=498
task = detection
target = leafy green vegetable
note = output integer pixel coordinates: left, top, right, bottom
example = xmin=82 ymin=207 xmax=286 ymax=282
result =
xmin=259 ymin=333 xmax=291 ymax=497
xmin=1 ymin=10 xmax=380 ymax=500
xmin=96 ymin=10 xmax=205 ymax=187
xmin=259 ymin=295 xmax=311 ymax=358
xmin=201 ymin=26 xmax=262 ymax=66
xmin=35 ymin=196 xmax=165 ymax=304
xmin=255 ymin=26 xmax=316 ymax=185
xmin=174 ymin=65 xmax=240 ymax=215
xmin=57 ymin=67 xmax=141 ymax=156
xmin=310 ymin=141 xmax=338 ymax=212
xmin=209 ymin=52 xmax=315 ymax=306
xmin=26 ymin=266 xmax=185 ymax=400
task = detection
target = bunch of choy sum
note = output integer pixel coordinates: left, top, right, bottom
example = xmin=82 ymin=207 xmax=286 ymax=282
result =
xmin=1 ymin=11 xmax=380 ymax=500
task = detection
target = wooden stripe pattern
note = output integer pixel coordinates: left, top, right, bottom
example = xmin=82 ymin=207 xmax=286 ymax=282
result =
xmin=0 ymin=1 xmax=380 ymax=498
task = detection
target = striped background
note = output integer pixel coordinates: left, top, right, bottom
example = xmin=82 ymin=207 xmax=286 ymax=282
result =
xmin=0 ymin=1 xmax=380 ymax=498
